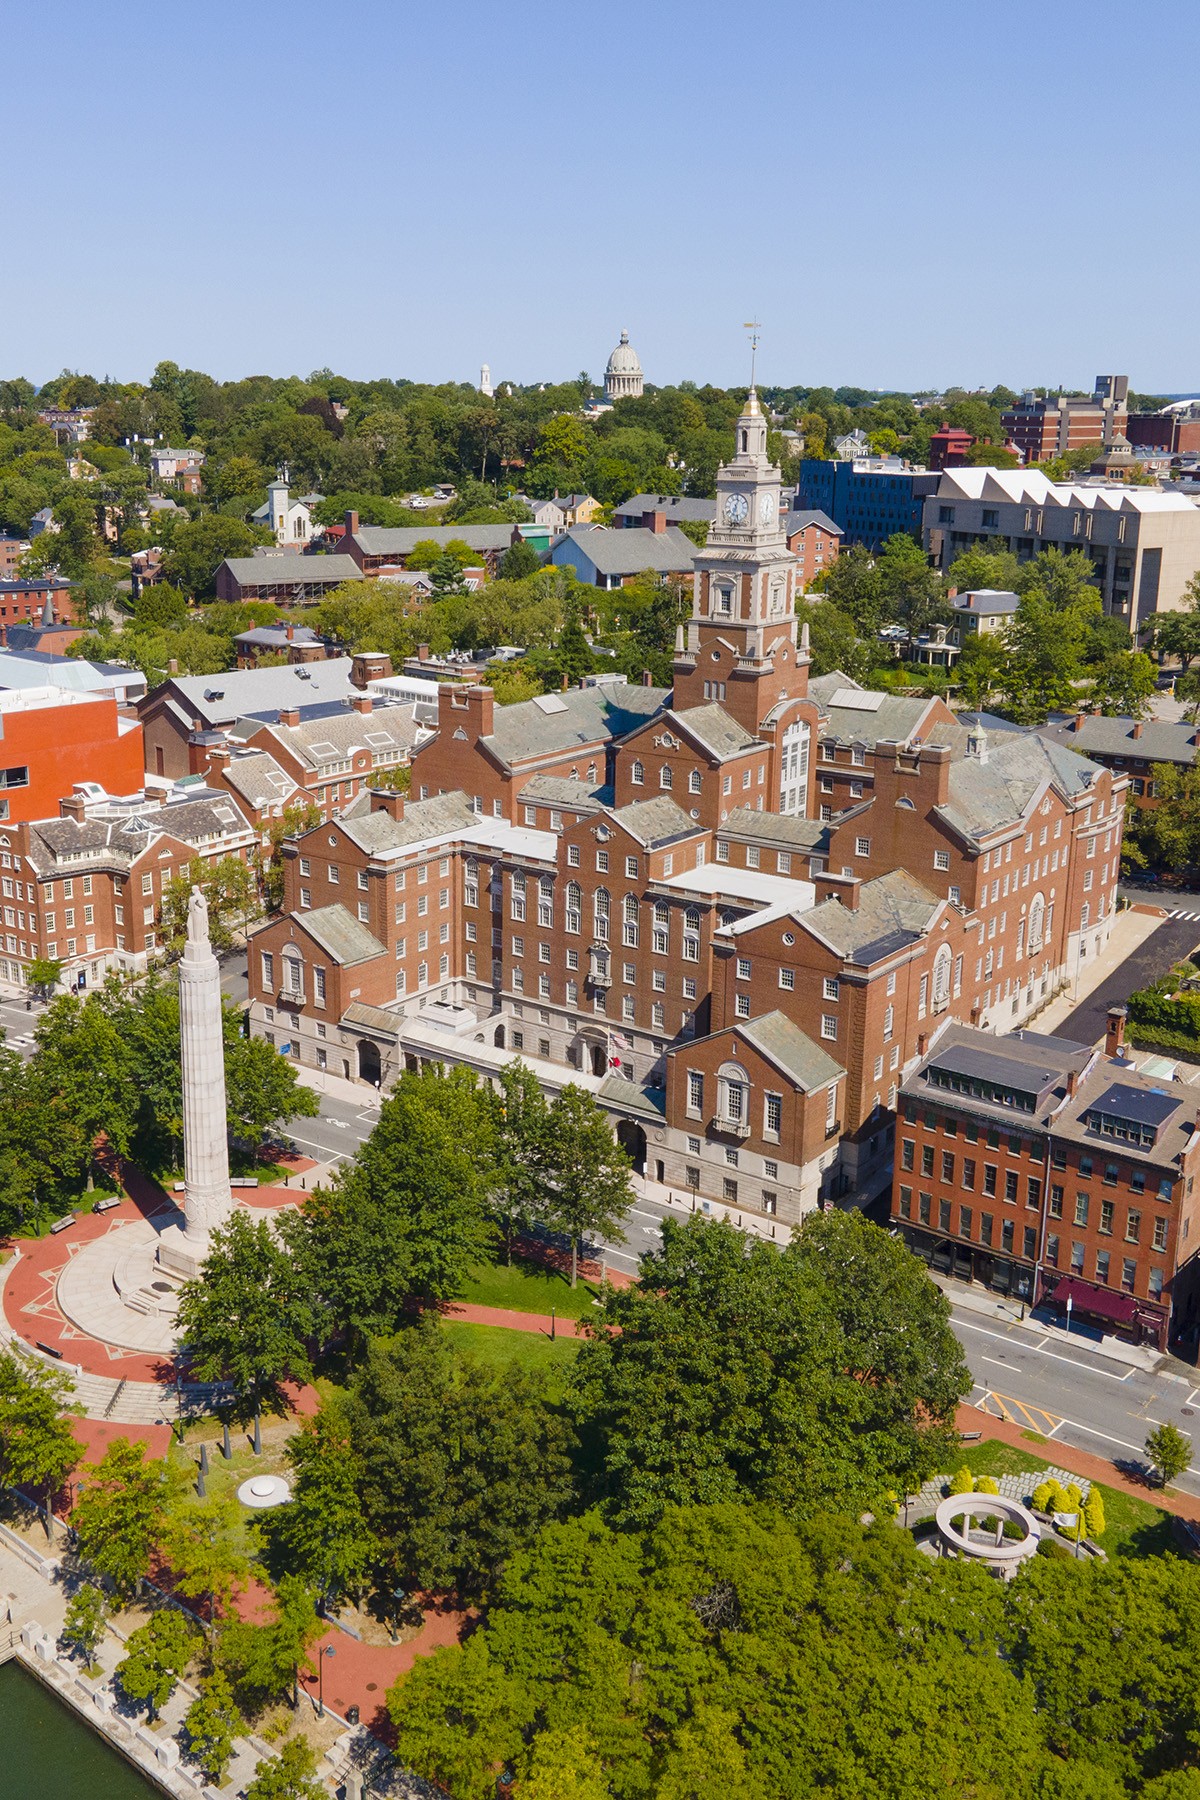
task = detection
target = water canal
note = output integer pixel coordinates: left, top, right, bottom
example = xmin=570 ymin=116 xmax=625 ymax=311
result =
xmin=0 ymin=1661 xmax=156 ymax=1799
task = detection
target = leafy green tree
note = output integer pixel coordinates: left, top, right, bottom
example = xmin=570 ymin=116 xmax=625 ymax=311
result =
xmin=72 ymin=1439 xmax=181 ymax=1598
xmin=816 ymin=543 xmax=885 ymax=635
xmin=160 ymin=856 xmax=259 ymax=952
xmin=1151 ymin=611 xmax=1200 ymax=671
xmin=117 ymin=1608 xmax=198 ymax=1720
xmin=176 ymin=1212 xmax=313 ymax=1418
xmin=794 ymin=598 xmax=872 ymax=683
xmin=947 ymin=545 xmax=1021 ymax=596
xmin=570 ymin=1211 xmax=969 ymax=1528
xmin=346 ymin=1324 xmax=578 ymax=1598
xmin=1016 ymin=547 xmax=1103 ymax=613
xmin=161 ymin=515 xmax=267 ymax=598
xmin=257 ymin=799 xmax=323 ymax=914
xmin=24 ymin=957 xmax=62 ymax=1002
xmin=956 ymin=630 xmax=1011 ymax=711
xmin=268 ymin=1400 xmax=379 ymax=1606
xmin=490 ymin=1060 xmax=551 ymax=1261
xmin=61 ymin=1583 xmax=107 ymax=1667
xmin=288 ymin=1066 xmax=496 ymax=1345
xmin=164 ymin=1495 xmax=250 ymax=1638
xmin=1146 ymin=1422 xmax=1192 ymax=1487
xmin=963 ymin=443 xmax=1020 ymax=468
xmin=0 ymin=1351 xmax=79 ymax=1524
xmin=243 ymin=1735 xmax=326 ymax=1800
xmin=521 ymin=1725 xmax=610 ymax=1799
xmin=498 ymin=539 xmax=541 ymax=580
xmin=184 ymin=1667 xmax=242 ymax=1782
xmin=875 ymin=532 xmax=949 ymax=644
xmin=219 ymin=1576 xmax=322 ymax=1709
xmin=541 ymin=1084 xmax=633 ymax=1286
xmin=1002 ymin=588 xmax=1096 ymax=724
xmin=1088 ymin=650 xmax=1157 ymax=718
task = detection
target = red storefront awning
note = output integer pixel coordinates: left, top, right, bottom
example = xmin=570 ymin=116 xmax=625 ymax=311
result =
xmin=1049 ymin=1276 xmax=1138 ymax=1327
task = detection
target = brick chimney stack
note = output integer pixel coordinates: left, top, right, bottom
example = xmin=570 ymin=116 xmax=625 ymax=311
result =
xmin=1106 ymin=1005 xmax=1127 ymax=1060
xmin=344 ymin=509 xmax=360 ymax=535
xmin=278 ymin=707 xmax=300 ymax=727
xmin=349 ymin=694 xmax=373 ymax=714
xmin=644 ymin=509 xmax=667 ymax=534
xmin=1066 ymin=1069 xmax=1079 ymax=1097
xmin=1132 ymin=721 xmax=1144 ymax=739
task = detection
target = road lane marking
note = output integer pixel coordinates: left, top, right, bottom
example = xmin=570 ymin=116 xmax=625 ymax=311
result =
xmin=954 ymin=1316 xmax=1132 ymax=1378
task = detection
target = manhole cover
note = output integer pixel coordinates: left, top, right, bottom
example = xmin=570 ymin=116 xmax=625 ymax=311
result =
xmin=1184 ymin=1408 xmax=1195 ymax=1416
xmin=150 ymin=1281 xmax=172 ymax=1293
xmin=366 ymin=1683 xmax=378 ymax=1692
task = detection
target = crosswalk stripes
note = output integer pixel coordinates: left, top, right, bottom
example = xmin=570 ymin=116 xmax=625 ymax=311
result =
xmin=1169 ymin=910 xmax=1200 ymax=923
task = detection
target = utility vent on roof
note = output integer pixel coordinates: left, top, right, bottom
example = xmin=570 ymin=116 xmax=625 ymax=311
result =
xmin=532 ymin=693 xmax=569 ymax=714
xmin=830 ymin=688 xmax=886 ymax=711
xmin=203 ymin=689 xmax=224 ymax=702
xmin=295 ymin=667 xmax=312 ymax=680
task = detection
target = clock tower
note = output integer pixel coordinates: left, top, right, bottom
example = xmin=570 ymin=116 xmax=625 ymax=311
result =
xmin=673 ymin=385 xmax=808 ymax=734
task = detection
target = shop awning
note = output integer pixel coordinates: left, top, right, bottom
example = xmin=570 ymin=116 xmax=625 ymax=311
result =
xmin=1049 ymin=1276 xmax=1138 ymax=1327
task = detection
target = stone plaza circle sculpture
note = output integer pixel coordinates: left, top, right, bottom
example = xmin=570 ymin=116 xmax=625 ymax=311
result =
xmin=933 ymin=1492 xmax=1041 ymax=1569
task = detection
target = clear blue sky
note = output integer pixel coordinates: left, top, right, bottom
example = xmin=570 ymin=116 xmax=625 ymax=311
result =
xmin=12 ymin=0 xmax=1198 ymax=394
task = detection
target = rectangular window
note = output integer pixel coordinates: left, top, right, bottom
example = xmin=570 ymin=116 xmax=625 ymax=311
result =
xmin=1046 ymin=1233 xmax=1059 ymax=1267
xmin=959 ymin=1205 xmax=972 ymax=1239
xmin=1005 ymin=1171 xmax=1018 ymax=1202
xmin=1121 ymin=1259 xmax=1137 ymax=1293
xmin=779 ymin=968 xmax=795 ymax=990
xmin=962 ymin=1157 xmax=975 ymax=1190
xmin=983 ymin=1165 xmax=997 ymax=1197
xmin=1023 ymin=1226 xmax=1037 ymax=1261
xmin=1071 ymin=1241 xmax=1085 ymax=1273
xmin=821 ymin=1015 xmax=837 ymax=1040
xmin=314 ymin=967 xmax=326 ymax=1004
xmin=1153 ymin=1216 xmax=1169 ymax=1252
xmin=765 ymin=1093 xmax=782 ymax=1138
xmin=1095 ymin=1250 xmax=1111 ymax=1285
xmin=1074 ymin=1192 xmax=1089 ymax=1226
xmin=823 ymin=977 xmax=839 ymax=1001
xmin=941 ymin=1151 xmax=954 ymax=1183
xmin=1126 ymin=1209 xmax=1141 ymax=1243
xmin=918 ymin=1193 xmax=931 ymax=1225
xmin=899 ymin=1186 xmax=912 ymax=1219
xmin=687 ymin=1072 xmax=703 ymax=1115
xmin=1099 ymin=1199 xmax=1114 ymax=1235
xmin=1001 ymin=1220 xmax=1014 ymax=1252
xmin=980 ymin=1213 xmax=993 ymax=1247
xmin=901 ymin=1140 xmax=914 ymax=1171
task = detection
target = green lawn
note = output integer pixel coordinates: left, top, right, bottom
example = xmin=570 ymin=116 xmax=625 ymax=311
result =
xmin=458 ymin=1257 xmax=606 ymax=1320
xmin=441 ymin=1320 xmax=582 ymax=1392
xmin=951 ymin=1440 xmax=1180 ymax=1559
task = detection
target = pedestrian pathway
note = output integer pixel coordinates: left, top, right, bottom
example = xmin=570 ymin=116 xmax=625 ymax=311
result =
xmin=956 ymin=1402 xmax=1200 ymax=1524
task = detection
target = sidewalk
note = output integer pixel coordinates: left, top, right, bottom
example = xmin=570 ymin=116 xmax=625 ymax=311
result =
xmin=956 ymin=1403 xmax=1200 ymax=1524
xmin=931 ymin=1267 xmax=1170 ymax=1374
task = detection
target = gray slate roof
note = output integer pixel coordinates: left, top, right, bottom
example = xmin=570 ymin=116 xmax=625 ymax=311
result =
xmin=484 ymin=681 xmax=668 ymax=768
xmin=783 ymin=508 xmax=842 ymax=537
xmin=26 ymin=796 xmax=252 ymax=871
xmin=552 ymin=525 xmax=699 ymax=578
xmin=234 ymin=625 xmax=324 ymax=648
xmin=153 ymin=659 xmax=359 ymax=728
xmin=1039 ymin=713 xmax=1199 ymax=768
xmin=909 ymin=1024 xmax=1094 ymax=1124
xmin=221 ymin=554 xmax=361 ymax=588
xmin=734 ymin=1010 xmax=844 ymax=1091
xmin=953 ymin=588 xmax=1020 ymax=616
xmin=518 ymin=774 xmax=613 ymax=810
xmin=296 ymin=904 xmax=386 ymax=966
xmin=350 ymin=524 xmax=515 ymax=556
xmin=721 ymin=808 xmax=831 ymax=852
xmin=939 ymin=732 xmax=1101 ymax=841
xmin=802 ymin=868 xmax=942 ymax=964
xmin=612 ymin=493 xmax=716 ymax=523
xmin=667 ymin=703 xmax=760 ymax=760
xmin=337 ymin=792 xmax=479 ymax=855
xmin=610 ymin=797 xmax=702 ymax=846
xmin=220 ymin=752 xmax=300 ymax=807
xmin=819 ymin=686 xmax=965 ymax=752
xmin=254 ymin=705 xmax=419 ymax=772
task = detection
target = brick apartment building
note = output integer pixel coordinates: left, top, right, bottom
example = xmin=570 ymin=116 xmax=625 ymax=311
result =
xmin=245 ymin=389 xmax=1125 ymax=1223
xmin=928 ymin=426 xmax=975 ymax=470
xmin=782 ymin=509 xmax=841 ymax=587
xmin=1126 ymin=403 xmax=1200 ymax=457
xmin=892 ymin=1013 xmax=1200 ymax=1350
xmin=923 ymin=466 xmax=1200 ymax=632
xmin=0 ymin=578 xmax=75 ymax=625
xmin=1037 ymin=712 xmax=1198 ymax=809
xmin=1001 ymin=376 xmax=1129 ymax=463
xmin=0 ymin=783 xmax=255 ymax=993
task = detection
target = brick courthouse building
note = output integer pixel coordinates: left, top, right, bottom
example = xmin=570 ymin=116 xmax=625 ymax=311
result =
xmin=247 ymin=390 xmax=1126 ymax=1225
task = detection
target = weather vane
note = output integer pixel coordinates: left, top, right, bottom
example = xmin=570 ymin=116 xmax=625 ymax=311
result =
xmin=743 ymin=320 xmax=762 ymax=389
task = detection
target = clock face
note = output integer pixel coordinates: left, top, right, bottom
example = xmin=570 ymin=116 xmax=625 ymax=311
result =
xmin=723 ymin=492 xmax=749 ymax=524
xmin=759 ymin=493 xmax=776 ymax=523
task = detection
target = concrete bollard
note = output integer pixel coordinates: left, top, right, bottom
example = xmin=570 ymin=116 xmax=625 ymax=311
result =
xmin=19 ymin=1619 xmax=42 ymax=1650
xmin=344 ymin=1768 xmax=365 ymax=1800
xmin=93 ymin=1686 xmax=112 ymax=1714
xmin=155 ymin=1737 xmax=181 ymax=1770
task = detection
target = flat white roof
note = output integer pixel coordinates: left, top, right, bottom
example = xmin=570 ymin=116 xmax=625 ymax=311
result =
xmin=0 ymin=684 xmax=109 ymax=712
xmin=662 ymin=864 xmax=816 ymax=910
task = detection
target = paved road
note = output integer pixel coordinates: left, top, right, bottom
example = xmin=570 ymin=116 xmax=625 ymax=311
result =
xmin=948 ymin=1294 xmax=1200 ymax=1498
xmin=1056 ymin=913 xmax=1200 ymax=1046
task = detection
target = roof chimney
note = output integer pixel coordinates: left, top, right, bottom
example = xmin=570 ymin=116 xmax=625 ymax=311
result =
xmin=644 ymin=509 xmax=667 ymax=534
xmin=286 ymin=622 xmax=295 ymax=641
xmin=1066 ymin=1069 xmax=1079 ymax=1097
xmin=344 ymin=509 xmax=360 ymax=535
xmin=642 ymin=668 xmax=653 ymax=686
xmin=1074 ymin=713 xmax=1085 ymax=731
xmin=1132 ymin=721 xmax=1144 ymax=739
xmin=278 ymin=707 xmax=300 ymax=728
xmin=1106 ymin=1005 xmax=1127 ymax=1060
xmin=417 ymin=643 xmax=430 ymax=662
xmin=349 ymin=693 xmax=373 ymax=714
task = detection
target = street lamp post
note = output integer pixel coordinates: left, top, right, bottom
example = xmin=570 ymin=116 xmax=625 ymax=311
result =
xmin=317 ymin=1644 xmax=336 ymax=1719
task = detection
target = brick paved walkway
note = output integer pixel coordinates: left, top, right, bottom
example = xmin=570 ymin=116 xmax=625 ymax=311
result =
xmin=956 ymin=1401 xmax=1200 ymax=1522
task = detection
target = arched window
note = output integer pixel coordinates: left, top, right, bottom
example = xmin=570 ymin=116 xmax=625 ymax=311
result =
xmin=660 ymin=764 xmax=674 ymax=790
xmin=565 ymin=882 xmax=582 ymax=933
xmin=932 ymin=943 xmax=952 ymax=1013
xmin=688 ymin=768 xmax=702 ymax=793
xmin=717 ymin=1060 xmax=750 ymax=1131
xmin=1028 ymin=893 xmax=1045 ymax=953
xmin=631 ymin=759 xmax=645 ymax=786
xmin=538 ymin=877 xmax=554 ymax=927
xmin=593 ymin=887 xmax=610 ymax=940
xmin=622 ymin=894 xmax=639 ymax=947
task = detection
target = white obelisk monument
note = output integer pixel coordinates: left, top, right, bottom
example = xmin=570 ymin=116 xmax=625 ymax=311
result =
xmin=157 ymin=886 xmax=233 ymax=1278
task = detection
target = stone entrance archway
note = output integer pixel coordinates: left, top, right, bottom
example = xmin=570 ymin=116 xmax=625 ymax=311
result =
xmin=616 ymin=1119 xmax=647 ymax=1174
xmin=357 ymin=1038 xmax=382 ymax=1085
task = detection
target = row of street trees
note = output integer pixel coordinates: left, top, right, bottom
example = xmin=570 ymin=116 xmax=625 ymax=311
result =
xmin=0 ymin=972 xmax=316 ymax=1237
